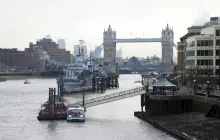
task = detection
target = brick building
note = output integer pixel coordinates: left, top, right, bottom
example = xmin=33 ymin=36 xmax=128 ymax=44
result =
xmin=28 ymin=37 xmax=71 ymax=64
xmin=0 ymin=48 xmax=44 ymax=72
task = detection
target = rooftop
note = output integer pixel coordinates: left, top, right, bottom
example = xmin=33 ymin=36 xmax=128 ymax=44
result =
xmin=152 ymin=78 xmax=176 ymax=87
xmin=180 ymin=32 xmax=201 ymax=42
xmin=187 ymin=26 xmax=204 ymax=29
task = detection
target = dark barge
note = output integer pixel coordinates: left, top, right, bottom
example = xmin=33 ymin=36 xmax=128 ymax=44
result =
xmin=37 ymin=88 xmax=67 ymax=120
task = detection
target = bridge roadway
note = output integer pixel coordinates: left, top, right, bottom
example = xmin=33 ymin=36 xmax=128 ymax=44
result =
xmin=68 ymin=86 xmax=153 ymax=108
xmin=113 ymin=38 xmax=163 ymax=43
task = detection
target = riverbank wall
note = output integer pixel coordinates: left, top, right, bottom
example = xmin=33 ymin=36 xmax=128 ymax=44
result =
xmin=0 ymin=71 xmax=60 ymax=78
xmin=134 ymin=94 xmax=220 ymax=140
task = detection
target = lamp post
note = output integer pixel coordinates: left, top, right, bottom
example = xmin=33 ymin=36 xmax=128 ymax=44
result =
xmin=193 ymin=79 xmax=196 ymax=95
xmin=207 ymin=80 xmax=210 ymax=95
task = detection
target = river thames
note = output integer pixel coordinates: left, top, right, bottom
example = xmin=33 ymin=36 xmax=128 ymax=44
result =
xmin=0 ymin=74 xmax=176 ymax=140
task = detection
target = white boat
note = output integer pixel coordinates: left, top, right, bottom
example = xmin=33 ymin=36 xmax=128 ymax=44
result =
xmin=66 ymin=105 xmax=85 ymax=122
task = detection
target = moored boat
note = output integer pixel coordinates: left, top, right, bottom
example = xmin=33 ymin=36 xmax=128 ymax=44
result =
xmin=66 ymin=105 xmax=85 ymax=122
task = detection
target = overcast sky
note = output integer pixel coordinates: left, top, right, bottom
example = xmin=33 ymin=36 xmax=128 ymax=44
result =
xmin=0 ymin=0 xmax=219 ymax=58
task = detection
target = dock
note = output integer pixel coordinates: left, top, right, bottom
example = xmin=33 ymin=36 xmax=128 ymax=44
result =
xmin=134 ymin=77 xmax=220 ymax=140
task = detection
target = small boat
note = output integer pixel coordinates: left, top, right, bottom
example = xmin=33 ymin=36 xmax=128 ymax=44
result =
xmin=0 ymin=77 xmax=7 ymax=82
xmin=24 ymin=80 xmax=30 ymax=84
xmin=66 ymin=105 xmax=85 ymax=122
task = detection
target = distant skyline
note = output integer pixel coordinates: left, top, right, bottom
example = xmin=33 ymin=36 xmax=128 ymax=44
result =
xmin=0 ymin=0 xmax=219 ymax=58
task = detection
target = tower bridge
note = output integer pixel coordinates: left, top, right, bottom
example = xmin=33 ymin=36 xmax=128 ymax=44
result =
xmin=102 ymin=24 xmax=175 ymax=74
xmin=41 ymin=24 xmax=176 ymax=75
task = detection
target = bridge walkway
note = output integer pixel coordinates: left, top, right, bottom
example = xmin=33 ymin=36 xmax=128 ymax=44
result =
xmin=69 ymin=86 xmax=152 ymax=108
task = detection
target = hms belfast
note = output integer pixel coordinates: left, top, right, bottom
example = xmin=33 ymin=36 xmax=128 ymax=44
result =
xmin=57 ymin=40 xmax=108 ymax=94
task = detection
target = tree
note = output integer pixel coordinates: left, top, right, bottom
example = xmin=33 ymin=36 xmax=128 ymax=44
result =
xmin=185 ymin=65 xmax=200 ymax=88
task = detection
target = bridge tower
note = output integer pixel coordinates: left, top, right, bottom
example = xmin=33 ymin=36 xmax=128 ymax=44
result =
xmin=103 ymin=25 xmax=117 ymax=73
xmin=161 ymin=24 xmax=174 ymax=67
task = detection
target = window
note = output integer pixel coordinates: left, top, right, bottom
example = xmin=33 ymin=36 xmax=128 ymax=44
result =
xmin=197 ymin=40 xmax=201 ymax=46
xmin=185 ymin=60 xmax=195 ymax=66
xmin=216 ymin=69 xmax=220 ymax=75
xmin=197 ymin=60 xmax=200 ymax=65
xmin=197 ymin=50 xmax=213 ymax=56
xmin=216 ymin=59 xmax=220 ymax=65
xmin=209 ymin=50 xmax=213 ymax=56
xmin=201 ymin=40 xmax=204 ymax=46
xmin=197 ymin=59 xmax=213 ymax=65
xmin=216 ymin=40 xmax=220 ymax=46
xmin=209 ymin=60 xmax=213 ymax=65
xmin=201 ymin=60 xmax=204 ymax=65
xmin=186 ymin=50 xmax=195 ymax=56
xmin=197 ymin=50 xmax=201 ymax=56
xmin=208 ymin=40 xmax=213 ymax=46
xmin=197 ymin=40 xmax=213 ymax=46
xmin=205 ymin=50 xmax=208 ymax=56
xmin=216 ymin=50 xmax=220 ymax=56
xmin=201 ymin=50 xmax=204 ymax=56
xmin=216 ymin=30 xmax=220 ymax=36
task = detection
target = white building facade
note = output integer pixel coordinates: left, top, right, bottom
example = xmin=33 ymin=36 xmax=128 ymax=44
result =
xmin=185 ymin=24 xmax=220 ymax=88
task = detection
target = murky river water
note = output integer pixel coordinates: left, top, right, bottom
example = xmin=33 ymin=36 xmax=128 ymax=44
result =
xmin=0 ymin=74 xmax=176 ymax=140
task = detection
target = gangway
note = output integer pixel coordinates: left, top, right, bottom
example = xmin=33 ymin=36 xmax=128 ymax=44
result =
xmin=68 ymin=86 xmax=152 ymax=108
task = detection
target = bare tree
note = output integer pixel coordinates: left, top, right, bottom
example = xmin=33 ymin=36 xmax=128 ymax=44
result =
xmin=185 ymin=65 xmax=200 ymax=88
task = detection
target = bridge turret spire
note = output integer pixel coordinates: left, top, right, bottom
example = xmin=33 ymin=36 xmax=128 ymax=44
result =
xmin=166 ymin=24 xmax=169 ymax=30
xmin=108 ymin=25 xmax=112 ymax=33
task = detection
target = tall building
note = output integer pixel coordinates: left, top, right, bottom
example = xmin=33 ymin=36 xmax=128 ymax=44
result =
xmin=73 ymin=40 xmax=88 ymax=57
xmin=57 ymin=39 xmax=66 ymax=49
xmin=161 ymin=24 xmax=174 ymax=66
xmin=27 ymin=36 xmax=71 ymax=65
xmin=116 ymin=47 xmax=122 ymax=58
xmin=81 ymin=44 xmax=87 ymax=57
xmin=73 ymin=45 xmax=80 ymax=56
xmin=103 ymin=25 xmax=117 ymax=73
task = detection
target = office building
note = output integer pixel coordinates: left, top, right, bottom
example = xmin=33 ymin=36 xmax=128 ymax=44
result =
xmin=116 ymin=47 xmax=122 ymax=58
xmin=74 ymin=45 xmax=80 ymax=56
xmin=177 ymin=26 xmax=202 ymax=85
xmin=185 ymin=24 xmax=220 ymax=88
xmin=57 ymin=39 xmax=66 ymax=49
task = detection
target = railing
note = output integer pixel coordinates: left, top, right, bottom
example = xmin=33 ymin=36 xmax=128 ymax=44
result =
xmin=69 ymin=86 xmax=145 ymax=107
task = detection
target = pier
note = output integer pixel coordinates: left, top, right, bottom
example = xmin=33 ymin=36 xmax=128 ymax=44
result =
xmin=92 ymin=75 xmax=107 ymax=93
xmin=134 ymin=77 xmax=220 ymax=140
xmin=106 ymin=73 xmax=119 ymax=88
